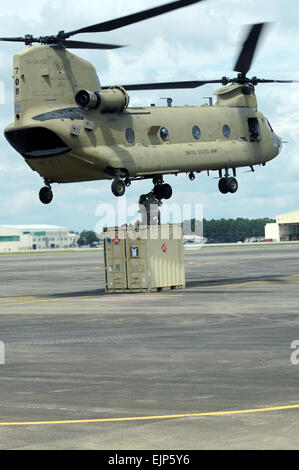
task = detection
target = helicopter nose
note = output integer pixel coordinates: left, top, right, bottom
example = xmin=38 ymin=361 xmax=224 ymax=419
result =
xmin=272 ymin=134 xmax=282 ymax=152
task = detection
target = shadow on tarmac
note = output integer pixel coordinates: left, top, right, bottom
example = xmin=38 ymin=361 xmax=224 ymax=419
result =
xmin=40 ymin=274 xmax=287 ymax=299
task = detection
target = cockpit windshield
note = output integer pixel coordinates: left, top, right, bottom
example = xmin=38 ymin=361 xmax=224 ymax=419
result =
xmin=265 ymin=120 xmax=273 ymax=132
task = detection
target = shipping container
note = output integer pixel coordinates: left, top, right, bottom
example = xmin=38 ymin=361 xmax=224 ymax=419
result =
xmin=103 ymin=224 xmax=185 ymax=293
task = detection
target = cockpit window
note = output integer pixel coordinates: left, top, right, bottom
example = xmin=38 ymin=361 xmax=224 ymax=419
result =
xmin=266 ymin=120 xmax=273 ymax=132
xmin=248 ymin=118 xmax=262 ymax=142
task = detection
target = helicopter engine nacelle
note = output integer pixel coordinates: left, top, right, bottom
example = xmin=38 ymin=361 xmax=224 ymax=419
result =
xmin=75 ymin=86 xmax=130 ymax=113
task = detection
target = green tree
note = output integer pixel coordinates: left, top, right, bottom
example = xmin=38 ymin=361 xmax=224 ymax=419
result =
xmin=77 ymin=230 xmax=99 ymax=247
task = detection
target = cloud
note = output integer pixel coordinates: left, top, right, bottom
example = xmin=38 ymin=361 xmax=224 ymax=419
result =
xmin=0 ymin=189 xmax=40 ymax=216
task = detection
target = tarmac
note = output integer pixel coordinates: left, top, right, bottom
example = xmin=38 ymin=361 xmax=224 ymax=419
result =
xmin=0 ymin=244 xmax=299 ymax=449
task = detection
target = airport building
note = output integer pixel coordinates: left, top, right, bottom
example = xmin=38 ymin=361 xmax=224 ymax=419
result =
xmin=0 ymin=225 xmax=79 ymax=252
xmin=265 ymin=210 xmax=299 ymax=242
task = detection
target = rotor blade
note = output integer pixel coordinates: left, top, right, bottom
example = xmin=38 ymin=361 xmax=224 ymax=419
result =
xmin=0 ymin=37 xmax=26 ymax=42
xmin=0 ymin=36 xmax=39 ymax=43
xmin=234 ymin=23 xmax=268 ymax=75
xmin=63 ymin=0 xmax=204 ymax=37
xmin=120 ymin=80 xmax=222 ymax=90
xmin=255 ymin=78 xmax=299 ymax=83
xmin=63 ymin=40 xmax=124 ymax=49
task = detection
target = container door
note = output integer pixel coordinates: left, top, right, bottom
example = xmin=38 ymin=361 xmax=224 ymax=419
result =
xmin=126 ymin=226 xmax=149 ymax=291
xmin=104 ymin=228 xmax=128 ymax=292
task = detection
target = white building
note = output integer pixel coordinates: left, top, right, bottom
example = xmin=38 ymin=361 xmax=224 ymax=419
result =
xmin=265 ymin=211 xmax=299 ymax=242
xmin=0 ymin=225 xmax=79 ymax=252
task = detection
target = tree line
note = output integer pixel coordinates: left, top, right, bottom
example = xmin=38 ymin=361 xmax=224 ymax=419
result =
xmin=76 ymin=217 xmax=275 ymax=246
xmin=188 ymin=217 xmax=275 ymax=243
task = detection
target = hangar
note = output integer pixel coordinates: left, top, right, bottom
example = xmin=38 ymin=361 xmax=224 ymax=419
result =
xmin=0 ymin=225 xmax=79 ymax=252
xmin=265 ymin=211 xmax=299 ymax=242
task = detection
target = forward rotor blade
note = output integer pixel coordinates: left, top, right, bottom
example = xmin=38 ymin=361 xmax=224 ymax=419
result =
xmin=63 ymin=40 xmax=124 ymax=49
xmin=234 ymin=23 xmax=267 ymax=75
xmin=255 ymin=78 xmax=299 ymax=83
xmin=63 ymin=0 xmax=204 ymax=37
xmin=120 ymin=79 xmax=222 ymax=90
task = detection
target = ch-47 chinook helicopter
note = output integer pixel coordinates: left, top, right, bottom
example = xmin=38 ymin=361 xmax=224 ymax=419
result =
xmin=1 ymin=0 xmax=297 ymax=204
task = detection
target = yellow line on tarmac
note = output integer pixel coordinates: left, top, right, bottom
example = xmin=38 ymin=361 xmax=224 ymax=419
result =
xmin=0 ymin=296 xmax=93 ymax=306
xmin=0 ymin=297 xmax=36 ymax=301
xmin=85 ymin=295 xmax=183 ymax=301
xmin=0 ymin=404 xmax=299 ymax=426
xmin=0 ymin=294 xmax=182 ymax=307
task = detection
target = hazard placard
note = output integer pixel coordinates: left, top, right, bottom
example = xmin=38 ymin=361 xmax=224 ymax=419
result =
xmin=161 ymin=243 xmax=167 ymax=253
xmin=113 ymin=236 xmax=120 ymax=246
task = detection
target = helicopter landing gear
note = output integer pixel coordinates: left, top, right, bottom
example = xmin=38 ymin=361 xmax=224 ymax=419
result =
xmin=124 ymin=177 xmax=131 ymax=187
xmin=153 ymin=183 xmax=172 ymax=201
xmin=39 ymin=179 xmax=53 ymax=204
xmin=39 ymin=186 xmax=53 ymax=204
xmin=111 ymin=177 xmax=126 ymax=197
xmin=137 ymin=176 xmax=173 ymax=225
xmin=152 ymin=176 xmax=172 ymax=201
xmin=218 ymin=177 xmax=238 ymax=194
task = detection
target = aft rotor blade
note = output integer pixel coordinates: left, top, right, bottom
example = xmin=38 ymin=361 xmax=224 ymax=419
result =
xmin=234 ymin=23 xmax=267 ymax=75
xmin=120 ymin=79 xmax=222 ymax=90
xmin=0 ymin=37 xmax=26 ymax=42
xmin=63 ymin=40 xmax=124 ymax=49
xmin=0 ymin=36 xmax=39 ymax=43
xmin=63 ymin=0 xmax=204 ymax=37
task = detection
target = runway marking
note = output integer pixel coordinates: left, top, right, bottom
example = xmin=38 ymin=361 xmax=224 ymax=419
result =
xmin=0 ymin=403 xmax=299 ymax=426
xmin=0 ymin=297 xmax=36 ymax=301
xmin=0 ymin=294 xmax=182 ymax=307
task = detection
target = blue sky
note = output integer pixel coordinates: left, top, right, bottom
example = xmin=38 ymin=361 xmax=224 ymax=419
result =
xmin=0 ymin=0 xmax=298 ymax=233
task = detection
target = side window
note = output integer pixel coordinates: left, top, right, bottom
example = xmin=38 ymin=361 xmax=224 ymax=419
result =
xmin=192 ymin=125 xmax=201 ymax=140
xmin=125 ymin=128 xmax=135 ymax=144
xmin=160 ymin=127 xmax=169 ymax=142
xmin=223 ymin=124 xmax=230 ymax=138
xmin=248 ymin=118 xmax=262 ymax=142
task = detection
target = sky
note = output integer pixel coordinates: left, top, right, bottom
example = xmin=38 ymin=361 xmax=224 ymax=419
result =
xmin=0 ymin=0 xmax=298 ymax=233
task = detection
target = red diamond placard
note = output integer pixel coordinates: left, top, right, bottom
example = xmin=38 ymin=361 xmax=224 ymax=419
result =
xmin=113 ymin=236 xmax=120 ymax=246
xmin=161 ymin=243 xmax=167 ymax=253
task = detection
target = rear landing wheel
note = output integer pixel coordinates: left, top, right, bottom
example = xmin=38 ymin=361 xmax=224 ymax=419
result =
xmin=227 ymin=177 xmax=238 ymax=193
xmin=218 ymin=177 xmax=238 ymax=194
xmin=39 ymin=186 xmax=53 ymax=205
xmin=218 ymin=178 xmax=228 ymax=194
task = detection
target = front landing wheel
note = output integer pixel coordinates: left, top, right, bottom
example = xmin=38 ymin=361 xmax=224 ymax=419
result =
xmin=39 ymin=186 xmax=53 ymax=205
xmin=111 ymin=178 xmax=126 ymax=197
